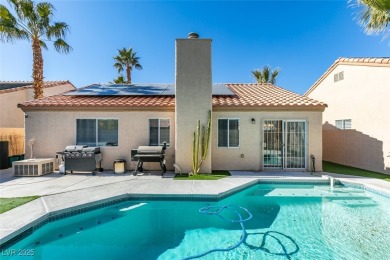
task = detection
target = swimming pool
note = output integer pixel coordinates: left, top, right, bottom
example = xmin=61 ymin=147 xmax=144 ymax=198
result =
xmin=2 ymin=183 xmax=390 ymax=259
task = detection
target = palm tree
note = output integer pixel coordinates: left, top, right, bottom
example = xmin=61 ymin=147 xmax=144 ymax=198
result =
xmin=113 ymin=47 xmax=142 ymax=84
xmin=251 ymin=65 xmax=280 ymax=84
xmin=110 ymin=75 xmax=126 ymax=84
xmin=0 ymin=0 xmax=72 ymax=99
xmin=352 ymin=0 xmax=390 ymax=35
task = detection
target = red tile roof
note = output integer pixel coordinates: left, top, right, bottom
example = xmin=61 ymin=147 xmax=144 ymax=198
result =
xmin=0 ymin=81 xmax=75 ymax=94
xmin=18 ymin=83 xmax=326 ymax=111
xmin=305 ymin=57 xmax=390 ymax=96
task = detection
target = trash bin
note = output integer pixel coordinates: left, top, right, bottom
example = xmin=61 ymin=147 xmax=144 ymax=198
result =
xmin=0 ymin=141 xmax=9 ymax=170
xmin=113 ymin=159 xmax=126 ymax=174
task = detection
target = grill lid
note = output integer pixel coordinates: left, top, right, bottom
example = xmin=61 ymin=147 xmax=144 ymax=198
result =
xmin=137 ymin=146 xmax=163 ymax=154
xmin=82 ymin=147 xmax=100 ymax=153
xmin=65 ymin=145 xmax=87 ymax=152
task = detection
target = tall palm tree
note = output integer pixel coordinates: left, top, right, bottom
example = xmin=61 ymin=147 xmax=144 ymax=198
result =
xmin=113 ymin=47 xmax=142 ymax=84
xmin=0 ymin=0 xmax=72 ymax=99
xmin=252 ymin=65 xmax=280 ymax=84
xmin=352 ymin=0 xmax=390 ymax=35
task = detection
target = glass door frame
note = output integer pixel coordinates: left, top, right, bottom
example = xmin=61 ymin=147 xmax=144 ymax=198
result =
xmin=262 ymin=119 xmax=308 ymax=170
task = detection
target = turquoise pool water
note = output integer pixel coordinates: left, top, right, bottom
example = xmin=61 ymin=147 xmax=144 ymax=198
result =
xmin=2 ymin=184 xmax=390 ymax=259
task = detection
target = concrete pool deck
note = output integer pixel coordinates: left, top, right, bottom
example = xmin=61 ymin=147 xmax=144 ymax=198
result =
xmin=1 ymin=167 xmax=390 ymax=246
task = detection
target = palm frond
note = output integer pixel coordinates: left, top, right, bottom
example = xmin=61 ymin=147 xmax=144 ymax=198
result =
xmin=252 ymin=65 xmax=280 ymax=84
xmin=53 ymin=38 xmax=71 ymax=53
xmin=113 ymin=62 xmax=124 ymax=73
xmin=46 ymin=22 xmax=70 ymax=39
xmin=39 ymin=38 xmax=47 ymax=50
xmin=134 ymin=63 xmax=143 ymax=70
xmin=111 ymin=75 xmax=126 ymax=84
xmin=262 ymin=65 xmax=271 ymax=83
xmin=270 ymin=67 xmax=280 ymax=84
xmin=351 ymin=0 xmax=390 ymax=34
xmin=36 ymin=2 xmax=54 ymax=28
xmin=0 ymin=4 xmax=30 ymax=42
xmin=251 ymin=70 xmax=263 ymax=83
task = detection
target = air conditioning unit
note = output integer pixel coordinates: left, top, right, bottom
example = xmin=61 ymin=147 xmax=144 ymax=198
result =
xmin=13 ymin=158 xmax=55 ymax=176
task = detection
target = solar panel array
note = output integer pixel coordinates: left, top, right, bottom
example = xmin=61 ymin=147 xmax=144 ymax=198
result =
xmin=65 ymin=83 xmax=235 ymax=96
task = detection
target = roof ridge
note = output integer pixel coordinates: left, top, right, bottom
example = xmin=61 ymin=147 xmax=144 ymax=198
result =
xmin=0 ymin=80 xmax=74 ymax=94
xmin=336 ymin=57 xmax=390 ymax=64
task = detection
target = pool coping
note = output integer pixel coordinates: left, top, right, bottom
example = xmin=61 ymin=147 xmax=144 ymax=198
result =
xmin=1 ymin=174 xmax=389 ymax=248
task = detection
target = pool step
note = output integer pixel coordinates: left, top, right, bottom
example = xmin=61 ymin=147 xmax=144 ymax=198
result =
xmin=326 ymin=197 xmax=377 ymax=207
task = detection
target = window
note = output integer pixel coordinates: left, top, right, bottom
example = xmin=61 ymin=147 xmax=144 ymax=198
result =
xmin=149 ymin=119 xmax=170 ymax=146
xmin=76 ymin=119 xmax=118 ymax=146
xmin=218 ymin=119 xmax=239 ymax=147
xmin=335 ymin=119 xmax=351 ymax=130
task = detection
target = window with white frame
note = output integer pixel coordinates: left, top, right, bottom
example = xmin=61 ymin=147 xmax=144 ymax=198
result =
xmin=149 ymin=119 xmax=170 ymax=146
xmin=218 ymin=119 xmax=239 ymax=147
xmin=76 ymin=119 xmax=118 ymax=146
xmin=335 ymin=119 xmax=352 ymax=129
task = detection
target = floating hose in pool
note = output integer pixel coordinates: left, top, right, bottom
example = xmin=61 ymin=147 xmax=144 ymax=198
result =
xmin=183 ymin=205 xmax=252 ymax=260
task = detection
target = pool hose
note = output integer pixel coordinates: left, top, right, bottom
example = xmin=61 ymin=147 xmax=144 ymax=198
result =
xmin=183 ymin=205 xmax=252 ymax=260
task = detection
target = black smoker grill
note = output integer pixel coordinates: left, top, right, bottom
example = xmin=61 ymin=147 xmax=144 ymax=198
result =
xmin=58 ymin=145 xmax=103 ymax=175
xmin=131 ymin=144 xmax=166 ymax=176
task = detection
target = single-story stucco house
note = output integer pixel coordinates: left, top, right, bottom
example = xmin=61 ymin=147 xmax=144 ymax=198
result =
xmin=17 ymin=35 xmax=327 ymax=173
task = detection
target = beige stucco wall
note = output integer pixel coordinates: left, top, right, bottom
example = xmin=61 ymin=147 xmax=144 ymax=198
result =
xmin=0 ymin=90 xmax=26 ymax=128
xmin=307 ymin=64 xmax=390 ymax=173
xmin=211 ymin=110 xmax=323 ymax=171
xmin=0 ymin=83 xmax=75 ymax=129
xmin=23 ymin=108 xmax=323 ymax=173
xmin=175 ymin=38 xmax=212 ymax=173
xmin=24 ymin=110 xmax=176 ymax=171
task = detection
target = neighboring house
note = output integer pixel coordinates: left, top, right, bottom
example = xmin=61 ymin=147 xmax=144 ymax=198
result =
xmin=305 ymin=57 xmax=390 ymax=174
xmin=18 ymin=35 xmax=326 ymax=173
xmin=0 ymin=81 xmax=75 ymax=155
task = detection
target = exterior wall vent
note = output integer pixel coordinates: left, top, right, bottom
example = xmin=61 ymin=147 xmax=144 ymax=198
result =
xmin=334 ymin=71 xmax=344 ymax=82
xmin=13 ymin=158 xmax=55 ymax=176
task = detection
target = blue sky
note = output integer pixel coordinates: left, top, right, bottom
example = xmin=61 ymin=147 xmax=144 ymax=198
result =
xmin=0 ymin=0 xmax=389 ymax=94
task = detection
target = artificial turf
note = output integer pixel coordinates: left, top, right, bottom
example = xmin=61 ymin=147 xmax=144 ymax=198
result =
xmin=0 ymin=196 xmax=40 ymax=214
xmin=174 ymin=170 xmax=231 ymax=180
xmin=323 ymin=161 xmax=390 ymax=182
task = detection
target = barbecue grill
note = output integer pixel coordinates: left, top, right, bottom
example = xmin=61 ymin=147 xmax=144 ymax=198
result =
xmin=57 ymin=145 xmax=103 ymax=175
xmin=132 ymin=144 xmax=167 ymax=176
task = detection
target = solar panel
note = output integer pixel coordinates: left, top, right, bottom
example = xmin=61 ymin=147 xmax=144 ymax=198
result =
xmin=212 ymin=83 xmax=235 ymax=95
xmin=65 ymin=83 xmax=235 ymax=96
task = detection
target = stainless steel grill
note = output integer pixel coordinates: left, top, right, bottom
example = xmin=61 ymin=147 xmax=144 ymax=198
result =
xmin=57 ymin=145 xmax=102 ymax=175
xmin=132 ymin=144 xmax=166 ymax=176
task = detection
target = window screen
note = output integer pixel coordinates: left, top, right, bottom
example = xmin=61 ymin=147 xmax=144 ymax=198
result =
xmin=76 ymin=119 xmax=118 ymax=146
xmin=218 ymin=119 xmax=239 ymax=147
xmin=149 ymin=119 xmax=170 ymax=146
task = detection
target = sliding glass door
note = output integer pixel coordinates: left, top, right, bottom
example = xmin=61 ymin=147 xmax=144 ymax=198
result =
xmin=263 ymin=120 xmax=307 ymax=169
xmin=263 ymin=120 xmax=283 ymax=168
